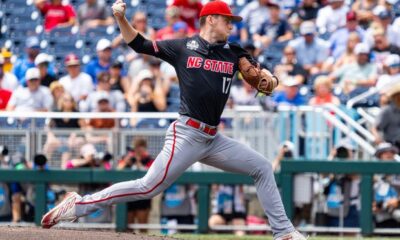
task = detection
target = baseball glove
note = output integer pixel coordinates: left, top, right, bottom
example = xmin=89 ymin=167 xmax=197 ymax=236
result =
xmin=238 ymin=57 xmax=279 ymax=95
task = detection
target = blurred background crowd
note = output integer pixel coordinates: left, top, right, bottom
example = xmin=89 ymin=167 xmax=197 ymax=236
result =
xmin=0 ymin=0 xmax=400 ymax=235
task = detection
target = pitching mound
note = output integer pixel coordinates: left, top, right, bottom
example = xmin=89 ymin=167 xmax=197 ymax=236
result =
xmin=0 ymin=226 xmax=180 ymax=240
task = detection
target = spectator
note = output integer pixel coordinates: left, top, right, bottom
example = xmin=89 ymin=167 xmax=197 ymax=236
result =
xmin=272 ymin=77 xmax=306 ymax=106
xmin=155 ymin=6 xmax=181 ymax=40
xmin=34 ymin=0 xmax=76 ymax=32
xmin=87 ymin=92 xmax=116 ymax=129
xmin=77 ymin=0 xmax=114 ymax=32
xmin=325 ymin=140 xmax=360 ymax=228
xmin=13 ymin=36 xmax=41 ymax=85
xmin=0 ymin=56 xmax=19 ymax=91
xmin=288 ymin=21 xmax=330 ymax=75
xmin=59 ymin=53 xmax=94 ymax=103
xmin=274 ymin=46 xmax=308 ymax=85
xmin=328 ymin=43 xmax=378 ymax=95
xmin=365 ymin=6 xmax=398 ymax=48
xmin=80 ymin=72 xmax=125 ymax=112
xmin=376 ymin=54 xmax=400 ymax=106
xmin=171 ymin=0 xmax=203 ymax=33
xmin=309 ymin=75 xmax=340 ymax=106
xmin=109 ymin=61 xmax=129 ymax=95
xmin=172 ymin=21 xmax=189 ymax=39
xmin=323 ymin=32 xmax=361 ymax=73
xmin=49 ymin=81 xmax=65 ymax=111
xmin=328 ymin=11 xmax=365 ymax=60
xmin=0 ymin=81 xmax=12 ymax=111
xmin=43 ymin=92 xmax=85 ymax=162
xmin=230 ymin=80 xmax=259 ymax=106
xmin=316 ymin=0 xmax=349 ymax=35
xmin=2 ymin=48 xmax=13 ymax=73
xmin=371 ymin=27 xmax=400 ymax=72
xmin=239 ymin=0 xmax=270 ymax=41
xmin=209 ymin=185 xmax=247 ymax=236
xmin=6 ymin=68 xmax=53 ymax=112
xmin=84 ymin=38 xmax=113 ymax=84
xmin=117 ymin=138 xmax=154 ymax=232
xmin=253 ymin=2 xmax=293 ymax=49
xmin=35 ymin=53 xmax=57 ymax=87
xmin=373 ymin=143 xmax=400 ymax=228
xmin=288 ymin=0 xmax=319 ymax=24
xmin=372 ymin=82 xmax=400 ymax=149
xmin=352 ymin=0 xmax=379 ymax=28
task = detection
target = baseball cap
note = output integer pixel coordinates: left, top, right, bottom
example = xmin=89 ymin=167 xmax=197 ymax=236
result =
xmin=385 ymin=0 xmax=398 ymax=5
xmin=282 ymin=77 xmax=300 ymax=87
xmin=199 ymin=0 xmax=242 ymax=22
xmin=354 ymin=43 xmax=369 ymax=55
xmin=375 ymin=142 xmax=399 ymax=158
xmin=34 ymin=53 xmax=50 ymax=66
xmin=96 ymin=91 xmax=110 ymax=103
xmin=25 ymin=68 xmax=40 ymax=81
xmin=65 ymin=53 xmax=80 ymax=66
xmin=300 ymin=21 xmax=316 ymax=35
xmin=26 ymin=36 xmax=40 ymax=49
xmin=346 ymin=11 xmax=357 ymax=22
xmin=373 ymin=5 xmax=391 ymax=19
xmin=96 ymin=38 xmax=112 ymax=52
xmin=385 ymin=54 xmax=400 ymax=67
xmin=80 ymin=143 xmax=97 ymax=158
xmin=111 ymin=60 xmax=123 ymax=69
xmin=137 ymin=69 xmax=153 ymax=81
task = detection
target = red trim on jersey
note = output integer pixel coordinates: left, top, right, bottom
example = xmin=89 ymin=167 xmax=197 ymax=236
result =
xmin=75 ymin=122 xmax=178 ymax=205
xmin=152 ymin=41 xmax=159 ymax=53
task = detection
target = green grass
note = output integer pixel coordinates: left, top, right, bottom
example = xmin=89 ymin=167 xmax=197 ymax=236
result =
xmin=172 ymin=234 xmax=400 ymax=240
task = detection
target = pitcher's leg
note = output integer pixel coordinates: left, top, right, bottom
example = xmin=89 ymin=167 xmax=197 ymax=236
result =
xmin=201 ymin=134 xmax=295 ymax=238
xmin=75 ymin=122 xmax=204 ymax=217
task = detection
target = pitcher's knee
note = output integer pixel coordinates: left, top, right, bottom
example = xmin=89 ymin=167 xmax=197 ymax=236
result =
xmin=250 ymin=161 xmax=273 ymax=180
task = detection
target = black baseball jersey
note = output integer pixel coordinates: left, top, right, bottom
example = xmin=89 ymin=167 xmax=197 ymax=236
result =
xmin=129 ymin=34 xmax=255 ymax=126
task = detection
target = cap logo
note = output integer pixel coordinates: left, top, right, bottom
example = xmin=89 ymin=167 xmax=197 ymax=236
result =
xmin=187 ymin=40 xmax=199 ymax=50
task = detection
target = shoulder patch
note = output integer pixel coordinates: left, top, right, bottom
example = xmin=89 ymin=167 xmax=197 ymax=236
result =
xmin=186 ymin=40 xmax=199 ymax=50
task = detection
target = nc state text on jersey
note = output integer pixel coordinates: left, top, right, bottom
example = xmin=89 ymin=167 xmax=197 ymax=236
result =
xmin=186 ymin=56 xmax=234 ymax=74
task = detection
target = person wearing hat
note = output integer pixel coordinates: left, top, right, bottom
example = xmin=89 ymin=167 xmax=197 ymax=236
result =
xmin=364 ymin=5 xmax=398 ymax=48
xmin=253 ymin=1 xmax=293 ymax=49
xmin=59 ymin=53 xmax=94 ymax=103
xmin=328 ymin=11 xmax=366 ymax=60
xmin=84 ymin=38 xmax=113 ymax=84
xmin=315 ymin=0 xmax=348 ymax=35
xmin=13 ymin=36 xmax=41 ymax=84
xmin=272 ymin=77 xmax=305 ymax=106
xmin=238 ymin=0 xmax=270 ymax=41
xmin=155 ymin=6 xmax=181 ymax=40
xmin=171 ymin=0 xmax=203 ymax=32
xmin=376 ymin=54 xmax=400 ymax=106
xmin=372 ymin=82 xmax=400 ymax=150
xmin=109 ymin=60 xmax=129 ymax=94
xmin=34 ymin=0 xmax=76 ymax=32
xmin=42 ymin=1 xmax=306 ymax=239
xmin=6 ymin=68 xmax=53 ymax=112
xmin=328 ymin=42 xmax=378 ymax=94
xmin=2 ymin=48 xmax=13 ymax=73
xmin=35 ymin=53 xmax=57 ymax=87
xmin=79 ymin=71 xmax=125 ymax=112
xmin=288 ymin=21 xmax=330 ymax=74
xmin=77 ymin=0 xmax=114 ymax=33
xmin=371 ymin=27 xmax=400 ymax=67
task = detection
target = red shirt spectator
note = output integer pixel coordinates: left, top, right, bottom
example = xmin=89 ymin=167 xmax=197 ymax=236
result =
xmin=35 ymin=0 xmax=76 ymax=32
xmin=0 ymin=89 xmax=11 ymax=110
xmin=172 ymin=0 xmax=202 ymax=32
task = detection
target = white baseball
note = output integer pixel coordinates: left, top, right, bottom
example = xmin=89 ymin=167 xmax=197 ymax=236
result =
xmin=112 ymin=2 xmax=125 ymax=14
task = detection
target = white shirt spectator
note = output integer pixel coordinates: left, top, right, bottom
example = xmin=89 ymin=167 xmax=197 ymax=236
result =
xmin=288 ymin=37 xmax=330 ymax=66
xmin=239 ymin=1 xmax=269 ymax=36
xmin=0 ymin=73 xmax=19 ymax=91
xmin=79 ymin=90 xmax=126 ymax=112
xmin=59 ymin=72 xmax=94 ymax=102
xmin=8 ymin=86 xmax=53 ymax=111
xmin=316 ymin=3 xmax=349 ymax=35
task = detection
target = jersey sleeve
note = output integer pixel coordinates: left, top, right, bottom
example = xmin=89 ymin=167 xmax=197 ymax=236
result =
xmin=128 ymin=33 xmax=184 ymax=65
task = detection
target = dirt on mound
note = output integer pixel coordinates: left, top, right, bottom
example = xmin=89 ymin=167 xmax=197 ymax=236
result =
xmin=0 ymin=226 xmax=181 ymax=240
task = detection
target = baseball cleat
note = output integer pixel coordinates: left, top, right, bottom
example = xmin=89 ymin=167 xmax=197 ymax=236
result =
xmin=41 ymin=192 xmax=81 ymax=229
xmin=275 ymin=230 xmax=308 ymax=240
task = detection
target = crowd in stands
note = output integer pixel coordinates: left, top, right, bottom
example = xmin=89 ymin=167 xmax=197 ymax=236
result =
xmin=1 ymin=0 xmax=400 ymax=233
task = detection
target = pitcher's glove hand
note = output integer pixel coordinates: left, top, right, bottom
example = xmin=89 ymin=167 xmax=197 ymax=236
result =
xmin=238 ymin=57 xmax=279 ymax=95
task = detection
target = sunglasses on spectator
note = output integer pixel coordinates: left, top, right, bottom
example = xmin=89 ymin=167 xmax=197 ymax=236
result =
xmin=28 ymin=78 xmax=40 ymax=81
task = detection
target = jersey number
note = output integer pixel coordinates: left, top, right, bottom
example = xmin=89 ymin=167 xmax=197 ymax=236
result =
xmin=222 ymin=77 xmax=232 ymax=94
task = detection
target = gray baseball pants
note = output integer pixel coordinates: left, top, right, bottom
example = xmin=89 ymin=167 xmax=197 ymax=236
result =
xmin=75 ymin=115 xmax=295 ymax=237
